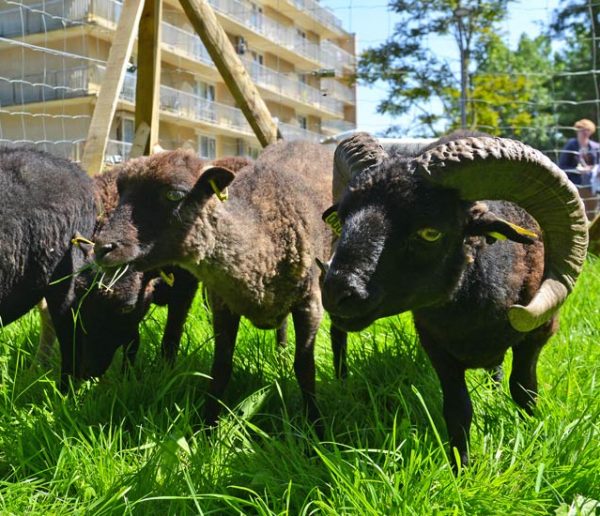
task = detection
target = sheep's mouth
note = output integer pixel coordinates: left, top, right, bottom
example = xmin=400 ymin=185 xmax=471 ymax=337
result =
xmin=329 ymin=306 xmax=382 ymax=332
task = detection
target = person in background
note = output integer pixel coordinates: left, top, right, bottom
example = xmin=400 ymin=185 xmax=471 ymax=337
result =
xmin=558 ymin=118 xmax=600 ymax=185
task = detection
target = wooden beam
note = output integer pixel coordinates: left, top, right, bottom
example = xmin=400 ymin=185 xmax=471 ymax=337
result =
xmin=135 ymin=0 xmax=162 ymax=155
xmin=128 ymin=121 xmax=151 ymax=159
xmin=179 ymin=0 xmax=279 ymax=147
xmin=81 ymin=0 xmax=146 ymax=175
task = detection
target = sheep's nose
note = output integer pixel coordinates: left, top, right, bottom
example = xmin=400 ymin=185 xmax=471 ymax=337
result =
xmin=94 ymin=241 xmax=118 ymax=261
xmin=322 ymin=271 xmax=370 ymax=316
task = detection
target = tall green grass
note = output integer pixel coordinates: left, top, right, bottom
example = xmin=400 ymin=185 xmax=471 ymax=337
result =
xmin=0 ymin=258 xmax=598 ymax=514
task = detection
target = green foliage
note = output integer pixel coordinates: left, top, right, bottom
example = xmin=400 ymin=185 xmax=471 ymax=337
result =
xmin=358 ymin=0 xmax=600 ymax=149
xmin=358 ymin=0 xmax=514 ymax=136
xmin=468 ymin=33 xmax=556 ymax=148
xmin=0 ymin=259 xmax=599 ymax=513
xmin=550 ymin=1 xmax=600 ymax=140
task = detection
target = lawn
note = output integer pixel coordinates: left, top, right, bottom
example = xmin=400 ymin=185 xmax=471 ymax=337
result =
xmin=0 ymin=258 xmax=598 ymax=515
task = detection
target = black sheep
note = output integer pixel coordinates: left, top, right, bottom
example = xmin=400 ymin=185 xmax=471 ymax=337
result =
xmin=1 ymin=147 xmax=198 ymax=385
xmin=320 ymin=132 xmax=588 ymax=467
xmin=0 ymin=148 xmax=96 ymax=383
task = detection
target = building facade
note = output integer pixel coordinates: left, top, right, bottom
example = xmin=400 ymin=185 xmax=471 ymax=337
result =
xmin=0 ymin=0 xmax=356 ymax=163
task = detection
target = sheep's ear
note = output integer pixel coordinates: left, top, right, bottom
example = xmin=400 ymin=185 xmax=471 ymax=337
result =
xmin=192 ymin=166 xmax=235 ymax=202
xmin=466 ymin=209 xmax=538 ymax=245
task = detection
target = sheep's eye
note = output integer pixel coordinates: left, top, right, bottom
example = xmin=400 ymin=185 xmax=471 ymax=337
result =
xmin=417 ymin=228 xmax=443 ymax=242
xmin=165 ymin=190 xmax=186 ymax=202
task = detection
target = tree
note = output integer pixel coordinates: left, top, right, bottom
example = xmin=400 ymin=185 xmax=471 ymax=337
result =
xmin=469 ymin=33 xmax=556 ymax=148
xmin=550 ymin=1 xmax=600 ymax=140
xmin=358 ymin=0 xmax=513 ymax=136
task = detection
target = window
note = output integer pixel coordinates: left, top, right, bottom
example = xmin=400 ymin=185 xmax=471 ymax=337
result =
xmin=249 ymin=2 xmax=263 ymax=30
xmin=117 ymin=117 xmax=134 ymax=143
xmin=199 ymin=135 xmax=216 ymax=159
xmin=250 ymin=51 xmax=264 ymax=66
xmin=297 ymin=115 xmax=307 ymax=130
xmin=237 ymin=139 xmax=260 ymax=159
xmin=194 ymin=81 xmax=215 ymax=101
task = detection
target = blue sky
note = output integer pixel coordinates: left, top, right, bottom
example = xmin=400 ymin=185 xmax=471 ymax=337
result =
xmin=321 ymin=0 xmax=561 ymax=134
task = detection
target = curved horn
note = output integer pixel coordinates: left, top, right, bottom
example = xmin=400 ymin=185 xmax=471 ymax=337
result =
xmin=413 ymin=136 xmax=588 ymax=332
xmin=333 ymin=132 xmax=387 ymax=201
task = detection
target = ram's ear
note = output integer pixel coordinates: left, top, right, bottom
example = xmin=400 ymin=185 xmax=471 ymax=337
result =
xmin=191 ymin=166 xmax=235 ymax=202
xmin=322 ymin=204 xmax=342 ymax=236
xmin=466 ymin=203 xmax=538 ymax=245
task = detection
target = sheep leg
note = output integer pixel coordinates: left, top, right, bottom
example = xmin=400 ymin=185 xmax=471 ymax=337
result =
xmin=204 ymin=295 xmax=241 ymax=427
xmin=420 ymin=335 xmax=472 ymax=468
xmin=291 ymin=296 xmax=323 ymax=436
xmin=331 ymin=323 xmax=348 ymax=379
xmin=161 ymin=271 xmax=198 ymax=364
xmin=35 ymin=299 xmax=56 ymax=368
xmin=509 ymin=324 xmax=552 ymax=413
xmin=276 ymin=318 xmax=288 ymax=348
xmin=45 ymin=253 xmax=79 ymax=391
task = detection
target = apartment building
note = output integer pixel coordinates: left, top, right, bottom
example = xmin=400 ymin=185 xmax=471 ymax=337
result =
xmin=0 ymin=0 xmax=356 ymax=163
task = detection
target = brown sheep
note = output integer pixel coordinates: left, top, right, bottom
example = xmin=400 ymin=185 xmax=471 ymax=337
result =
xmin=35 ymin=155 xmax=257 ymax=375
xmin=94 ymin=140 xmax=342 ymax=429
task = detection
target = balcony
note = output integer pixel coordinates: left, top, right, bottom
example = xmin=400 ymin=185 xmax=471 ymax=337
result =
xmin=0 ymin=64 xmax=324 ymax=142
xmin=243 ymin=58 xmax=343 ymax=114
xmin=0 ymin=0 xmax=354 ymax=75
xmin=279 ymin=121 xmax=322 ymax=143
xmin=162 ymin=23 xmax=213 ymax=67
xmin=321 ymin=78 xmax=356 ymax=105
xmin=288 ymin=0 xmax=343 ymax=33
xmin=321 ymin=118 xmax=355 ymax=135
xmin=161 ymin=22 xmax=351 ymax=111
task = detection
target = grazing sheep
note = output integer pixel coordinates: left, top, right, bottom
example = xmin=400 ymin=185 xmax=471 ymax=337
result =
xmin=37 ymin=166 xmax=203 ymax=377
xmin=93 ymin=141 xmax=339 ymax=428
xmin=0 ymin=147 xmax=96 ymax=384
xmin=0 ymin=147 xmax=200 ymax=385
xmin=72 ymin=155 xmax=255 ymax=373
xmin=320 ymin=132 xmax=588 ymax=467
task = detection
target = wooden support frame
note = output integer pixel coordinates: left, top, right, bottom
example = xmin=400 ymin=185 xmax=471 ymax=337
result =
xmin=81 ymin=0 xmax=146 ymax=175
xmin=83 ymin=0 xmax=279 ymax=174
xmin=179 ymin=0 xmax=280 ymax=147
xmin=133 ymin=0 xmax=162 ymax=157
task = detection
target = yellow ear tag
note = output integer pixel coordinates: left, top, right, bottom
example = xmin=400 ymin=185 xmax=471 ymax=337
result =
xmin=505 ymin=221 xmax=538 ymax=240
xmin=159 ymin=269 xmax=175 ymax=287
xmin=71 ymin=234 xmax=95 ymax=248
xmin=209 ymin=179 xmax=228 ymax=202
xmin=485 ymin=222 xmax=538 ymax=242
xmin=324 ymin=211 xmax=342 ymax=236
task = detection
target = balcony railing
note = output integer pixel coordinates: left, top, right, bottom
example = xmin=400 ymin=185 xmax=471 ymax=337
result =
xmin=0 ymin=64 xmax=325 ymax=142
xmin=287 ymin=0 xmax=343 ymax=32
xmin=243 ymin=58 xmax=343 ymax=114
xmin=162 ymin=22 xmax=213 ymax=66
xmin=105 ymin=140 xmax=132 ymax=163
xmin=0 ymin=0 xmax=354 ymax=74
xmin=321 ymin=78 xmax=356 ymax=105
xmin=278 ymin=122 xmax=322 ymax=143
xmin=321 ymin=118 xmax=355 ymax=134
xmin=320 ymin=40 xmax=355 ymax=72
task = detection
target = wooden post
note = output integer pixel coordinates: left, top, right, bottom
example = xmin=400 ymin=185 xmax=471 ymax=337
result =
xmin=134 ymin=0 xmax=162 ymax=156
xmin=81 ymin=0 xmax=146 ymax=175
xmin=128 ymin=121 xmax=151 ymax=159
xmin=179 ymin=0 xmax=279 ymax=147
